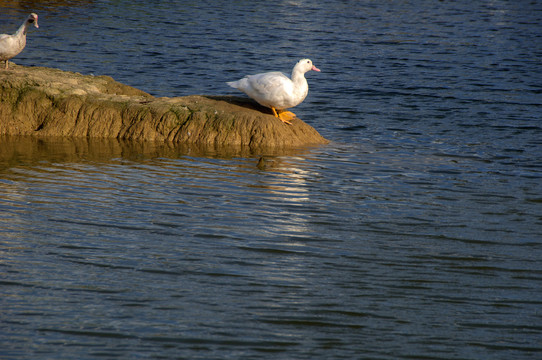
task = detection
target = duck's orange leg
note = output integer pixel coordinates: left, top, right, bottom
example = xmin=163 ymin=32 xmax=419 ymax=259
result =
xmin=271 ymin=107 xmax=295 ymax=125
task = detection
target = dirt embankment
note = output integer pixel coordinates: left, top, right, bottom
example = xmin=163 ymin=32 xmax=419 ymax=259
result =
xmin=0 ymin=64 xmax=329 ymax=149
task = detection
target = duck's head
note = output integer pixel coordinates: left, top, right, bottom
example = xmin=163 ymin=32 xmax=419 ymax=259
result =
xmin=296 ymin=59 xmax=321 ymax=73
xmin=27 ymin=13 xmax=39 ymax=29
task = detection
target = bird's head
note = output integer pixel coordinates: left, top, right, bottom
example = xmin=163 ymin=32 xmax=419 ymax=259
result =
xmin=27 ymin=13 xmax=39 ymax=29
xmin=297 ymin=59 xmax=321 ymax=73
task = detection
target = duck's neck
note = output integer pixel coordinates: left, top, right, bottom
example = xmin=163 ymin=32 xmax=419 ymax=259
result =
xmin=15 ymin=21 xmax=30 ymax=37
xmin=290 ymin=69 xmax=309 ymax=100
xmin=291 ymin=69 xmax=307 ymax=87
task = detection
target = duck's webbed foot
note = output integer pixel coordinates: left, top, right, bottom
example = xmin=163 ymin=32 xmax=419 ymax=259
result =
xmin=271 ymin=107 xmax=295 ymax=125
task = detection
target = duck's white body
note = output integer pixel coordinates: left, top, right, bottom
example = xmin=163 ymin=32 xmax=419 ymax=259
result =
xmin=227 ymin=59 xmax=320 ymax=124
xmin=0 ymin=13 xmax=39 ymax=69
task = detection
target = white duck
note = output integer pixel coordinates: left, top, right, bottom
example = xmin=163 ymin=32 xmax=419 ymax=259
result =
xmin=0 ymin=13 xmax=39 ymax=70
xmin=227 ymin=58 xmax=320 ymax=124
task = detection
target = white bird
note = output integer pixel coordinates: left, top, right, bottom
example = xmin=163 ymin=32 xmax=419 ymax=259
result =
xmin=0 ymin=13 xmax=39 ymax=70
xmin=227 ymin=59 xmax=320 ymax=124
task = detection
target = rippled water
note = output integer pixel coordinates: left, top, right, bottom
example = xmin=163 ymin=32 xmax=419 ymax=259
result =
xmin=1 ymin=1 xmax=542 ymax=359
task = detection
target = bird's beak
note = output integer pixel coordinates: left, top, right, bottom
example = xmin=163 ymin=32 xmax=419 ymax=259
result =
xmin=312 ymin=65 xmax=321 ymax=72
xmin=32 ymin=15 xmax=39 ymax=28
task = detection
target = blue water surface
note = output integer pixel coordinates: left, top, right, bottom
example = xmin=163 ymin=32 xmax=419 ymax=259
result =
xmin=1 ymin=1 xmax=541 ymax=359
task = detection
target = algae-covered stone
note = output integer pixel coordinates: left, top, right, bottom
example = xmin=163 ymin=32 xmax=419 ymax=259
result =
xmin=0 ymin=64 xmax=329 ymax=149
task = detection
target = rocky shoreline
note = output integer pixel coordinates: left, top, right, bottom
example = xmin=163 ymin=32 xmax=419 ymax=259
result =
xmin=0 ymin=64 xmax=328 ymax=149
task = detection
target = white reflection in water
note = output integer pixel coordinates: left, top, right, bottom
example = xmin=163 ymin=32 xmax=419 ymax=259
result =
xmin=0 ymin=180 xmax=28 ymax=235
xmin=253 ymin=156 xmax=320 ymax=237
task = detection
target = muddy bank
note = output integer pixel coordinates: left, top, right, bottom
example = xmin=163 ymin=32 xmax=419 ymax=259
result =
xmin=0 ymin=64 xmax=329 ymax=148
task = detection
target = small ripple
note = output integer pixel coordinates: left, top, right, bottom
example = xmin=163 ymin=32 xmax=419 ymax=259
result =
xmin=38 ymin=328 xmax=136 ymax=339
xmin=259 ymin=316 xmax=365 ymax=329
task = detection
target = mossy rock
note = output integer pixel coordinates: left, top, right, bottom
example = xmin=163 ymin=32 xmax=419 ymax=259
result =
xmin=0 ymin=64 xmax=329 ymax=150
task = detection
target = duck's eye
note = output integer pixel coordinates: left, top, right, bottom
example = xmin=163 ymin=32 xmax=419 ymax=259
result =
xmin=307 ymin=60 xmax=310 ymax=63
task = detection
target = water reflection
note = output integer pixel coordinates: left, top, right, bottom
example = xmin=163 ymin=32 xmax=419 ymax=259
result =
xmin=0 ymin=135 xmax=324 ymax=240
xmin=0 ymin=135 xmax=323 ymax=168
xmin=0 ymin=135 xmax=326 ymax=299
